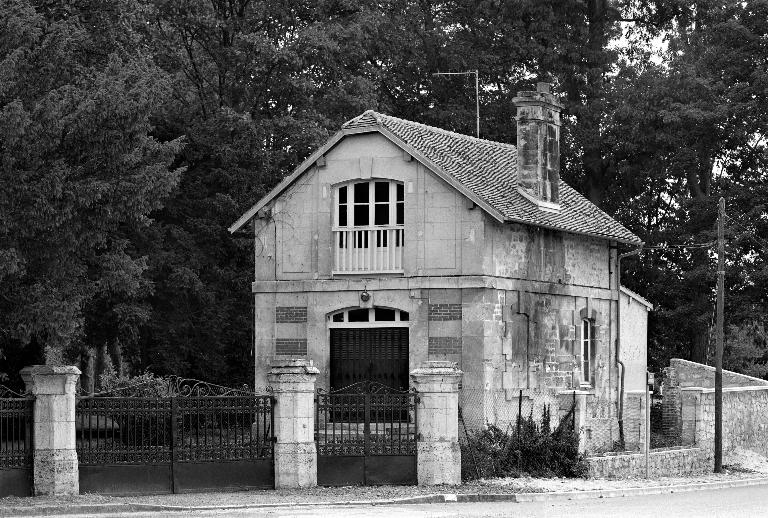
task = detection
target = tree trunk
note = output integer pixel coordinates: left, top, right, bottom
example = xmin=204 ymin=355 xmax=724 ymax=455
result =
xmin=580 ymin=0 xmax=612 ymax=207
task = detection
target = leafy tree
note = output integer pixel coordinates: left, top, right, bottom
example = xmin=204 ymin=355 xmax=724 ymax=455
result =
xmin=0 ymin=0 xmax=183 ymax=386
xmin=613 ymin=0 xmax=768 ymax=368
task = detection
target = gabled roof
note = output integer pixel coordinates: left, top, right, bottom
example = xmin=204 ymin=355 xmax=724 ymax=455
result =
xmin=230 ymin=110 xmax=641 ymax=245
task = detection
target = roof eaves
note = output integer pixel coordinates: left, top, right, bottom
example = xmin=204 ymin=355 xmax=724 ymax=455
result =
xmin=228 ymin=129 xmax=351 ymax=233
xmin=620 ymin=286 xmax=654 ymax=310
xmin=502 ymin=216 xmax=642 ymax=245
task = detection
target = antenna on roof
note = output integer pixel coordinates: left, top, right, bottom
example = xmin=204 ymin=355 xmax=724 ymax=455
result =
xmin=432 ymin=70 xmax=480 ymax=138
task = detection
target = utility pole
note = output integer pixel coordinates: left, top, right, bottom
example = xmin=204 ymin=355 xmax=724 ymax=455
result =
xmin=645 ymin=371 xmax=650 ymax=478
xmin=432 ymin=70 xmax=480 ymax=138
xmin=715 ymin=196 xmax=725 ymax=473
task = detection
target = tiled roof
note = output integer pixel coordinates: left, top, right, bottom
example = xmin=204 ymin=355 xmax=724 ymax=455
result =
xmin=343 ymin=110 xmax=641 ymax=244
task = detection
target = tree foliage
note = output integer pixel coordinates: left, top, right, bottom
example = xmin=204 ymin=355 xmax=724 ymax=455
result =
xmin=1 ymin=0 xmax=766 ymax=386
xmin=0 ymin=0 xmax=183 ymax=384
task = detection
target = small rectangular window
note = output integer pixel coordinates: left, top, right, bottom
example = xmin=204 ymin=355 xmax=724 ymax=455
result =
xmin=374 ymin=204 xmax=389 ymax=225
xmin=375 ymin=181 xmax=389 ymax=202
xmin=374 ymin=308 xmax=396 ymax=321
xmin=397 ymin=183 xmax=404 ymax=202
xmin=396 ymin=202 xmax=404 ymax=225
xmin=332 ymin=313 xmax=344 ymax=322
xmin=348 ymin=308 xmax=369 ymax=322
xmin=581 ymin=320 xmax=593 ymax=385
xmin=353 ymin=204 xmax=369 ymax=226
xmin=354 ymin=182 xmax=369 ymax=203
xmin=400 ymin=311 xmax=409 ymax=321
xmin=338 ymin=186 xmax=347 ymax=204
xmin=338 ymin=205 xmax=347 ymax=226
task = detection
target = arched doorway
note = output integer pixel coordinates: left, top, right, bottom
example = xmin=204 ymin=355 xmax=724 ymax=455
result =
xmin=327 ymin=307 xmax=410 ymax=390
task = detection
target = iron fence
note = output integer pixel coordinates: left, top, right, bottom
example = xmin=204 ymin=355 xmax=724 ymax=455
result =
xmin=76 ymin=379 xmax=274 ymax=465
xmin=315 ymin=381 xmax=416 ymax=457
xmin=175 ymin=395 xmax=273 ymax=461
xmin=0 ymin=386 xmax=33 ymax=470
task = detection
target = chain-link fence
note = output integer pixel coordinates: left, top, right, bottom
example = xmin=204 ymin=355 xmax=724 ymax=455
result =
xmin=458 ymin=384 xmax=695 ymax=460
xmin=458 ymin=387 xmax=586 ymax=479
xmin=459 ymin=388 xmax=567 ymax=434
xmin=649 ymin=367 xmax=692 ymax=449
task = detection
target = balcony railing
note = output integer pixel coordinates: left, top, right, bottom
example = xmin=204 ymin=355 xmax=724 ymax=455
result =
xmin=333 ymin=226 xmax=404 ymax=274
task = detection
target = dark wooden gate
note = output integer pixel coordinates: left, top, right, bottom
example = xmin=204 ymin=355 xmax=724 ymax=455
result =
xmin=330 ymin=327 xmax=409 ymax=390
xmin=315 ymin=381 xmax=416 ymax=486
xmin=76 ymin=378 xmax=274 ymax=495
xmin=0 ymin=386 xmax=33 ymax=497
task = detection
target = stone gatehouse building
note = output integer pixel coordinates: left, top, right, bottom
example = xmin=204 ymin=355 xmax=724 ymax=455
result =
xmin=230 ymin=83 xmax=651 ymax=449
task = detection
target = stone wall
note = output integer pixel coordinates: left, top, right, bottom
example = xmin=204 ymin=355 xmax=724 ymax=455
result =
xmin=670 ymin=358 xmax=768 ymax=389
xmin=682 ymin=385 xmax=768 ymax=459
xmin=661 ymin=359 xmax=768 ymax=448
xmin=588 ymin=447 xmax=708 ymax=479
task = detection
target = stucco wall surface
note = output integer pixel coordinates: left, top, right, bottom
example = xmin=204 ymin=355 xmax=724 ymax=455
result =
xmin=619 ymin=291 xmax=649 ymax=392
xmin=254 ymin=132 xmax=486 ymax=280
xmin=485 ymin=221 xmax=610 ymax=288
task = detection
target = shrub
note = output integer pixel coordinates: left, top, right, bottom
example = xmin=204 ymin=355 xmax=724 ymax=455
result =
xmin=460 ymin=404 xmax=588 ymax=480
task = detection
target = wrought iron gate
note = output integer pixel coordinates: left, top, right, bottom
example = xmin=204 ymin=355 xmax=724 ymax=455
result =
xmin=76 ymin=378 xmax=274 ymax=495
xmin=0 ymin=386 xmax=33 ymax=497
xmin=315 ymin=381 xmax=417 ymax=486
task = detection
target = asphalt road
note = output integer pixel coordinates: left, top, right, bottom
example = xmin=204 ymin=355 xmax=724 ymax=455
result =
xmin=44 ymin=485 xmax=768 ymax=518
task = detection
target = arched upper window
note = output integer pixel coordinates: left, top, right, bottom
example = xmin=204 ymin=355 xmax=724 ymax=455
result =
xmin=336 ymin=180 xmax=404 ymax=228
xmin=333 ymin=180 xmax=405 ymax=274
xmin=327 ymin=307 xmax=409 ymax=327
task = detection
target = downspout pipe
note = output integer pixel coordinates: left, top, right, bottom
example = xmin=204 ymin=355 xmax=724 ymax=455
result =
xmin=616 ymin=248 xmax=641 ymax=450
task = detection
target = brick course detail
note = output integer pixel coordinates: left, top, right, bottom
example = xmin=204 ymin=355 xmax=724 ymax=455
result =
xmin=428 ymin=304 xmax=462 ymax=321
xmin=275 ymin=306 xmax=308 ymax=323
xmin=428 ymin=336 xmax=462 ymax=355
xmin=275 ymin=338 xmax=308 ymax=355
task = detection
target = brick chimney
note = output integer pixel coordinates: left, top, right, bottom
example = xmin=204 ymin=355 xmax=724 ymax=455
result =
xmin=512 ymin=82 xmax=563 ymax=208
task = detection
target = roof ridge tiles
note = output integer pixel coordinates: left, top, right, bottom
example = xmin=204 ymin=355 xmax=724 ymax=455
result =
xmin=344 ymin=110 xmax=516 ymax=149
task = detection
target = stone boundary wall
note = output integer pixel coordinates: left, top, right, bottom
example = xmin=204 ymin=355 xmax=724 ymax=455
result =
xmin=670 ymin=358 xmax=768 ymax=389
xmin=588 ymin=447 xmax=708 ymax=479
xmin=661 ymin=359 xmax=768 ymax=444
xmin=682 ymin=385 xmax=768 ymax=459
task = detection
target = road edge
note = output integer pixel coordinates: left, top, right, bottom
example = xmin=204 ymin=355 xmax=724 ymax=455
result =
xmin=3 ymin=477 xmax=768 ymax=516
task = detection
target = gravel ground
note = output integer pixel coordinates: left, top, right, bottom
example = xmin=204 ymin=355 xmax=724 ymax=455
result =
xmin=2 ymin=452 xmax=767 ymax=511
xmin=0 ymin=483 xmax=539 ymax=509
